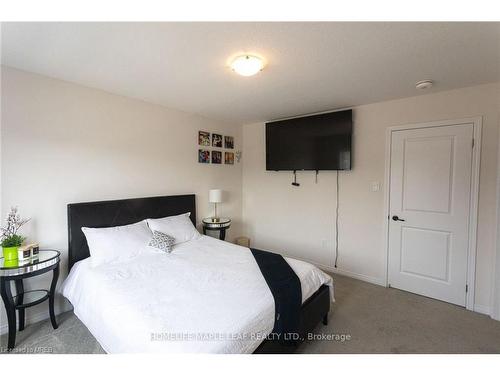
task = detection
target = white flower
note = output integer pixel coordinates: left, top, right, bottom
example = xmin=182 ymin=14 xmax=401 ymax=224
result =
xmin=0 ymin=207 xmax=30 ymax=240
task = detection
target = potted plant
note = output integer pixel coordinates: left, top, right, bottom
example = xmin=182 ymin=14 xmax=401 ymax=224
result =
xmin=1 ymin=207 xmax=30 ymax=261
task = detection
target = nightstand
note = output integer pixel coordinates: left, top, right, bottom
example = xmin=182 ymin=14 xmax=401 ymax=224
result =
xmin=0 ymin=249 xmax=60 ymax=350
xmin=202 ymin=218 xmax=231 ymax=240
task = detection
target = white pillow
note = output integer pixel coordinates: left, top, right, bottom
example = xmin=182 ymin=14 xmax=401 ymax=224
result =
xmin=146 ymin=213 xmax=200 ymax=245
xmin=82 ymin=220 xmax=154 ymax=267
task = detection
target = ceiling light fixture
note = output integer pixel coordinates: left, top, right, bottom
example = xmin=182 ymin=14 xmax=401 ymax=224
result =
xmin=230 ymin=54 xmax=265 ymax=77
xmin=415 ymin=79 xmax=433 ymax=90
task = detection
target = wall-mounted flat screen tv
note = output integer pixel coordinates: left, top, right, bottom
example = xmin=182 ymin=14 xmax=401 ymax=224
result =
xmin=266 ymin=109 xmax=352 ymax=171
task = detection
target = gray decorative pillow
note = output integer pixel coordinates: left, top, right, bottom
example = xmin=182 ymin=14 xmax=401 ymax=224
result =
xmin=148 ymin=230 xmax=176 ymax=253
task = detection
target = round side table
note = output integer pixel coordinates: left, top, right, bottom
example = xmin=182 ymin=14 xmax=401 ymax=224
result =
xmin=0 ymin=249 xmax=60 ymax=350
xmin=202 ymin=218 xmax=231 ymax=240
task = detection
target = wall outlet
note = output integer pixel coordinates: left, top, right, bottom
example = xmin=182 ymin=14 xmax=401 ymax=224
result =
xmin=371 ymin=181 xmax=381 ymax=192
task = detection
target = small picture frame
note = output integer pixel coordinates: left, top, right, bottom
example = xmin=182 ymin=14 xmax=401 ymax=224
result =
xmin=17 ymin=246 xmax=31 ymax=263
xmin=198 ymin=131 xmax=210 ymax=146
xmin=225 ymin=152 xmax=234 ymax=165
xmin=198 ymin=149 xmax=210 ymax=163
xmin=224 ymin=136 xmax=234 ymax=149
xmin=212 ymin=133 xmax=223 ymax=148
xmin=212 ymin=150 xmax=222 ymax=164
xmin=31 ymin=244 xmax=39 ymax=260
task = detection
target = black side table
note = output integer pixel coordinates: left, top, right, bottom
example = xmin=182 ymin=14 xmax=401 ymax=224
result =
xmin=0 ymin=249 xmax=60 ymax=350
xmin=202 ymin=218 xmax=231 ymax=240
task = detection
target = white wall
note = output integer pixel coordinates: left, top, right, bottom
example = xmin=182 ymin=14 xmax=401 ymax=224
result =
xmin=0 ymin=67 xmax=243 ymax=333
xmin=242 ymin=83 xmax=500 ymax=315
xmin=494 ymin=85 xmax=500 ymax=320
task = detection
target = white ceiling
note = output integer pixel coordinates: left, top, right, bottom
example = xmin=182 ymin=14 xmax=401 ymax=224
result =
xmin=2 ymin=22 xmax=499 ymax=124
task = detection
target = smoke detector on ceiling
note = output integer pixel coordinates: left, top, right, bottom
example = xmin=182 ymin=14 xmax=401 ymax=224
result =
xmin=415 ymin=80 xmax=434 ymax=90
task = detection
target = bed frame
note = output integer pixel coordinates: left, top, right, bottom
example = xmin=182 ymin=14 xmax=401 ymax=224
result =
xmin=67 ymin=194 xmax=330 ymax=353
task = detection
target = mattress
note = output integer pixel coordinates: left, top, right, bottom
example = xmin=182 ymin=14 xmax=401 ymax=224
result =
xmin=62 ymin=235 xmax=334 ymax=353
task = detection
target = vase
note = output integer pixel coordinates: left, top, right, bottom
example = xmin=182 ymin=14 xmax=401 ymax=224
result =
xmin=2 ymin=246 xmax=19 ymax=261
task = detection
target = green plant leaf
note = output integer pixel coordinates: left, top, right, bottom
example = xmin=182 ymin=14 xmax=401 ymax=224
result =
xmin=0 ymin=234 xmax=25 ymax=247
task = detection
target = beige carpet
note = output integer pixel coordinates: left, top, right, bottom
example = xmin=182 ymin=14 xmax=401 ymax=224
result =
xmin=2 ymin=274 xmax=500 ymax=354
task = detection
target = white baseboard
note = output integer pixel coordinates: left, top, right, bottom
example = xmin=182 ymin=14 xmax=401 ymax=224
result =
xmin=0 ymin=305 xmax=72 ymax=336
xmin=329 ymin=267 xmax=387 ymax=287
xmin=275 ymin=252 xmax=387 ymax=288
xmin=473 ymin=304 xmax=491 ymax=316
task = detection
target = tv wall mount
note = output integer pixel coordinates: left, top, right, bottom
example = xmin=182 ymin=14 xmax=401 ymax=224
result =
xmin=291 ymin=170 xmax=319 ymax=187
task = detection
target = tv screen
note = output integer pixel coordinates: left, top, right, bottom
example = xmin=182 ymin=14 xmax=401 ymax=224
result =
xmin=266 ymin=109 xmax=352 ymax=171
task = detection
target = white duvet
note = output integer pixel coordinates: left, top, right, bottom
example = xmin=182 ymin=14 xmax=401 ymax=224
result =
xmin=62 ymin=235 xmax=334 ymax=353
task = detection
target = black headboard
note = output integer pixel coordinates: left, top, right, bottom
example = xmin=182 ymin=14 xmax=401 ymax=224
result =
xmin=67 ymin=194 xmax=196 ymax=271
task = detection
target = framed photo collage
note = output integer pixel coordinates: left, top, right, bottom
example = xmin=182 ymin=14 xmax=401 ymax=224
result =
xmin=198 ymin=131 xmax=235 ymax=165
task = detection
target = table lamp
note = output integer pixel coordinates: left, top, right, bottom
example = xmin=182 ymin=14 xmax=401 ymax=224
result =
xmin=209 ymin=189 xmax=222 ymax=222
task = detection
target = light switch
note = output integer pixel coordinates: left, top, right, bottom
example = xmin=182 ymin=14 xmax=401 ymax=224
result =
xmin=371 ymin=181 xmax=381 ymax=192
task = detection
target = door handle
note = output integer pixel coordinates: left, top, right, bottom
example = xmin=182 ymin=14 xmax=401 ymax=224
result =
xmin=392 ymin=215 xmax=405 ymax=222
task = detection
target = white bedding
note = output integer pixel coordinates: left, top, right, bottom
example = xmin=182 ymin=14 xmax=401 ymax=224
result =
xmin=62 ymin=235 xmax=334 ymax=353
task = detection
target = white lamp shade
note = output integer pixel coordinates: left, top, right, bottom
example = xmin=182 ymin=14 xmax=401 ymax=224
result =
xmin=230 ymin=55 xmax=265 ymax=77
xmin=209 ymin=189 xmax=222 ymax=203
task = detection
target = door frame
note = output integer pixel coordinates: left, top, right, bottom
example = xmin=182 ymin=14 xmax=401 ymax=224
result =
xmin=382 ymin=117 xmax=482 ymax=311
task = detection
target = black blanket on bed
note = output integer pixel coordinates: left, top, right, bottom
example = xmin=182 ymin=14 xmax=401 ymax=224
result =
xmin=250 ymin=248 xmax=302 ymax=344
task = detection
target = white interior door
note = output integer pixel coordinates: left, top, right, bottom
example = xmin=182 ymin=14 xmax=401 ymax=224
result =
xmin=388 ymin=123 xmax=473 ymax=306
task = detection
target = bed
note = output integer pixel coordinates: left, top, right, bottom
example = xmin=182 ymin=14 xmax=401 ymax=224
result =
xmin=63 ymin=194 xmax=334 ymax=353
